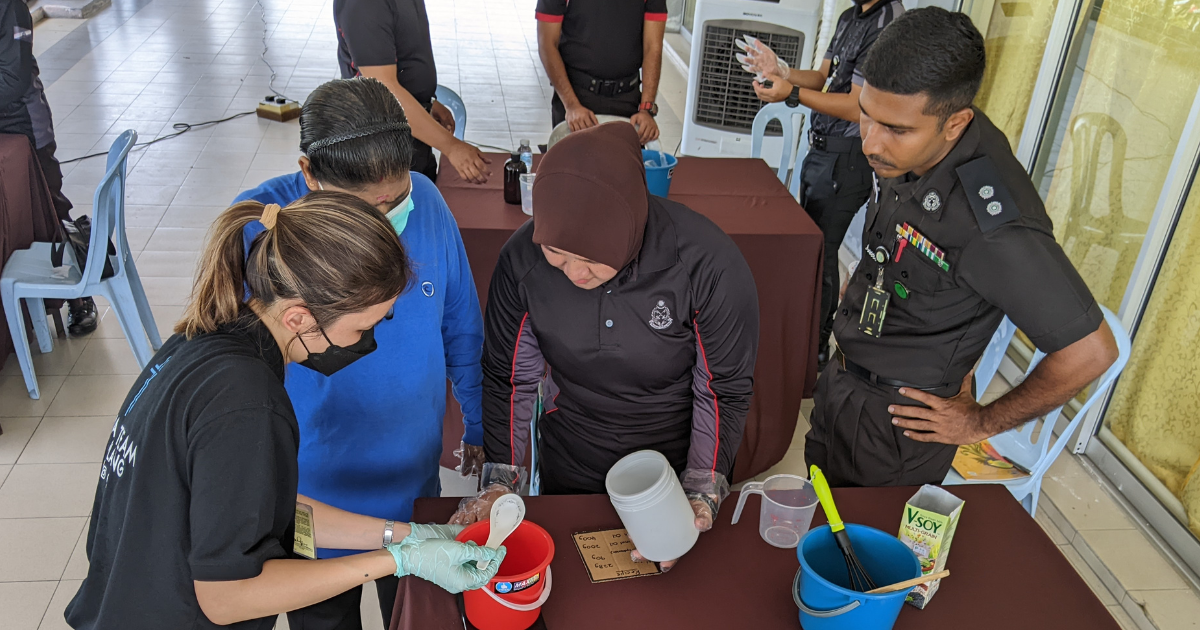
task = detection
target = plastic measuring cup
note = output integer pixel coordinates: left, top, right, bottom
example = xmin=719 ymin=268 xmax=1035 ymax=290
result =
xmin=731 ymin=474 xmax=819 ymax=548
xmin=519 ymin=173 xmax=535 ymax=216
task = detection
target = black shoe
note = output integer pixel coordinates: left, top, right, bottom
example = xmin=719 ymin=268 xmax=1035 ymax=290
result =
xmin=67 ymin=298 xmax=98 ymax=336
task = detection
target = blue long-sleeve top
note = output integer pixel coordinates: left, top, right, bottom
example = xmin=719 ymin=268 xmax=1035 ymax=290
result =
xmin=235 ymin=172 xmax=483 ymax=557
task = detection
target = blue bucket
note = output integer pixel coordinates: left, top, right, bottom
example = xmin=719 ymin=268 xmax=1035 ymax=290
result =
xmin=642 ymin=149 xmax=677 ymax=197
xmin=793 ymin=524 xmax=921 ymax=630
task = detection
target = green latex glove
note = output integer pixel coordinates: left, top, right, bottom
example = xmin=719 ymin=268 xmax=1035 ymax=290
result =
xmin=406 ymin=523 xmax=466 ymax=542
xmin=387 ymin=538 xmax=506 ymax=594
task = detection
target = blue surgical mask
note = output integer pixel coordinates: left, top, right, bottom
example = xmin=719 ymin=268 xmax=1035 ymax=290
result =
xmin=317 ymin=180 xmax=415 ymax=235
xmin=385 ymin=192 xmax=415 ymax=235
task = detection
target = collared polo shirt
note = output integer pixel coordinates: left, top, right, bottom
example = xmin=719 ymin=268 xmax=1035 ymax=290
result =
xmin=481 ymin=196 xmax=759 ymax=491
xmin=835 ymin=109 xmax=1103 ymax=388
xmin=812 ymin=0 xmax=904 ymax=138
xmin=334 ymin=0 xmax=437 ymax=105
xmin=535 ymin=0 xmax=668 ymax=81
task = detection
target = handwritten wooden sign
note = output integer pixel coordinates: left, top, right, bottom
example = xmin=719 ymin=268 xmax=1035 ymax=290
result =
xmin=572 ymin=529 xmax=662 ymax=583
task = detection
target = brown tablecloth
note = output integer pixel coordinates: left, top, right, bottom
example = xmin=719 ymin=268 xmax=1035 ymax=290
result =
xmin=436 ymin=154 xmax=823 ymax=482
xmin=390 ymin=485 xmax=1118 ymax=630
xmin=0 ymin=134 xmax=59 ymax=372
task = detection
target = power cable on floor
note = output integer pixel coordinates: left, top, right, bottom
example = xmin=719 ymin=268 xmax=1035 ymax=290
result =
xmin=59 ymin=2 xmax=290 ymax=164
xmin=256 ymin=0 xmax=289 ymax=101
xmin=59 ymin=112 xmax=256 ymax=164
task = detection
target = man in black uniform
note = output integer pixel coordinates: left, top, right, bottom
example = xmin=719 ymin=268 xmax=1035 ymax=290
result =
xmin=745 ymin=0 xmax=904 ymax=368
xmin=2 ymin=0 xmax=97 ymax=334
xmin=334 ymin=0 xmax=491 ymax=183
xmin=535 ymin=0 xmax=666 ymax=144
xmin=806 ymin=8 xmax=1119 ymax=487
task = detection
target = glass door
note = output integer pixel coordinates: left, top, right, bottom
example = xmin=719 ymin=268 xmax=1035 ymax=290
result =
xmin=1027 ymin=0 xmax=1200 ymax=574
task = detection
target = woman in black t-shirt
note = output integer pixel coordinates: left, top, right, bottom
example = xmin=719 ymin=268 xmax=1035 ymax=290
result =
xmin=65 ymin=193 xmax=506 ymax=630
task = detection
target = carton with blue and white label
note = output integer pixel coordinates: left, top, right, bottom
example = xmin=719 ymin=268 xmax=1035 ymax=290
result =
xmin=897 ymin=485 xmax=964 ymax=609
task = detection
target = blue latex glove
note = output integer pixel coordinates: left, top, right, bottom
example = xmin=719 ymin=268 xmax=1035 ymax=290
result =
xmin=387 ymin=538 xmax=506 ymax=593
xmin=406 ymin=523 xmax=466 ymax=541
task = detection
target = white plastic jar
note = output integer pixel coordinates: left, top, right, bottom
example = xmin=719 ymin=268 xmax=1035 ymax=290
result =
xmin=605 ymin=450 xmax=699 ymax=562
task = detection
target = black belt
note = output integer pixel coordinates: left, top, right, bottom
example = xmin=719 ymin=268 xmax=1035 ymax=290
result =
xmin=809 ymin=132 xmax=861 ymax=154
xmin=834 ymin=347 xmax=947 ymax=392
xmin=567 ymin=68 xmax=640 ymax=98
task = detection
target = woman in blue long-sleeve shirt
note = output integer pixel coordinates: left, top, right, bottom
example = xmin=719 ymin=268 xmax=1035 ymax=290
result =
xmin=233 ymin=78 xmax=485 ymax=630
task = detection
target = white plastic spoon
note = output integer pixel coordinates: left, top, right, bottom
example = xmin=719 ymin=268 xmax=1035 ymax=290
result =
xmin=477 ymin=493 xmax=525 ymax=571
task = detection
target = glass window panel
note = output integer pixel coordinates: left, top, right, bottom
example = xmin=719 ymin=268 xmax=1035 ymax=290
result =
xmin=1035 ymin=0 xmax=1200 ymax=310
xmin=974 ymin=0 xmax=1064 ymax=149
xmin=1104 ymin=176 xmax=1200 ymax=540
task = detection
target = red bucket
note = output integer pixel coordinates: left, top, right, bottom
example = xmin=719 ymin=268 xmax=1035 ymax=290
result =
xmin=457 ymin=520 xmax=555 ymax=630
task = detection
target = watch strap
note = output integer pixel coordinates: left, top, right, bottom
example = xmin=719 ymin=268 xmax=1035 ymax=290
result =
xmin=786 ymin=85 xmax=801 ymax=108
xmin=383 ymin=519 xmax=396 ymax=547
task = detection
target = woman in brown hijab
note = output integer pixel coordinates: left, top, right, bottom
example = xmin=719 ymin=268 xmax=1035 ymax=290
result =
xmin=453 ymin=123 xmax=759 ymax=566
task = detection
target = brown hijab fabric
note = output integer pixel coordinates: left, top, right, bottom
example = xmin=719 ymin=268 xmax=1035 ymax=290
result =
xmin=532 ymin=122 xmax=649 ymax=270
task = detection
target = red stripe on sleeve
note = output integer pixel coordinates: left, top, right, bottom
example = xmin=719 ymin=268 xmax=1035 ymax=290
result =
xmin=535 ymin=11 xmax=564 ymax=22
xmin=645 ymin=12 xmax=668 ymax=21
xmin=694 ymin=319 xmax=721 ymax=473
xmin=508 ymin=312 xmax=530 ymax=465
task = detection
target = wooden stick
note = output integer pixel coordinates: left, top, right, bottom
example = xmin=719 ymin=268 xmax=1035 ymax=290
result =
xmin=865 ymin=570 xmax=950 ymax=594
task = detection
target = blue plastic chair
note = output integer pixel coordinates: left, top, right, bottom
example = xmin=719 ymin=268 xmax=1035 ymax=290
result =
xmin=973 ymin=316 xmax=1017 ymax=402
xmin=435 ymin=85 xmax=467 ymax=141
xmin=751 ymin=101 xmax=811 ymax=199
xmin=1 ymin=130 xmax=161 ymax=399
xmin=943 ymin=306 xmax=1131 ymax=516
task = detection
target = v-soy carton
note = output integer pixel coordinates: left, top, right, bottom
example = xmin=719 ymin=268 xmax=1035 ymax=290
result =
xmin=897 ymin=485 xmax=964 ymax=609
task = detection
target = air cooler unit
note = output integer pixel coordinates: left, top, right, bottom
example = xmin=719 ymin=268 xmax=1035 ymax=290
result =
xmin=682 ymin=0 xmax=822 ymax=166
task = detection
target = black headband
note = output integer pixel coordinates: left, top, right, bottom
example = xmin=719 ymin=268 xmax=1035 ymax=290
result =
xmin=306 ymin=122 xmax=410 ymax=153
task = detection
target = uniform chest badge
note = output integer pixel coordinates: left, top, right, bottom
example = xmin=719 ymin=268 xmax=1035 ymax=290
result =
xmin=922 ymin=190 xmax=941 ymax=212
xmin=896 ymin=222 xmax=950 ymax=272
xmin=421 ymin=281 xmax=435 ymax=297
xmin=648 ymin=301 xmax=673 ymax=330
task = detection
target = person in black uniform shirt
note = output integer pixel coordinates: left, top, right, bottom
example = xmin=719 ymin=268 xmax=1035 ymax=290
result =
xmin=806 ymin=8 xmax=1120 ymax=488
xmin=450 ymin=124 xmax=759 ymax=568
xmin=334 ymin=0 xmax=491 ymax=183
xmin=2 ymin=0 xmax=98 ymax=334
xmin=536 ymin=0 xmax=667 ymax=144
xmin=64 ymin=195 xmax=503 ymax=630
xmin=743 ymin=0 xmax=904 ymax=368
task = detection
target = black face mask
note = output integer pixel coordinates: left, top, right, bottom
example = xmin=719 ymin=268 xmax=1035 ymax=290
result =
xmin=298 ymin=326 xmax=377 ymax=376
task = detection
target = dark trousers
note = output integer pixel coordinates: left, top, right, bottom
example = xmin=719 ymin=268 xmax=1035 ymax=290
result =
xmin=805 ymin=362 xmax=957 ymax=487
xmin=798 ymin=146 xmax=873 ymax=352
xmin=411 ymin=140 xmax=438 ymax=183
xmin=551 ymin=86 xmax=641 ymax=128
xmin=285 ymin=574 xmax=400 ymax=630
xmin=34 ymin=140 xmax=73 ymax=221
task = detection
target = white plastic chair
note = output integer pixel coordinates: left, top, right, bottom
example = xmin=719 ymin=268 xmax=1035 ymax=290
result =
xmin=751 ymin=101 xmax=811 ymax=199
xmin=943 ymin=306 xmax=1131 ymax=516
xmin=2 ymin=130 xmax=161 ymax=399
xmin=435 ymin=85 xmax=467 ymax=141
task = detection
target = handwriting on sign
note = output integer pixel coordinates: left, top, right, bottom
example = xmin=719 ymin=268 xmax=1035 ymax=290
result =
xmin=572 ymin=528 xmax=662 ymax=584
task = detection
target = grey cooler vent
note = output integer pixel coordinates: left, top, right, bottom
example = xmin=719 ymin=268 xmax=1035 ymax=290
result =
xmin=695 ymin=20 xmax=804 ymax=136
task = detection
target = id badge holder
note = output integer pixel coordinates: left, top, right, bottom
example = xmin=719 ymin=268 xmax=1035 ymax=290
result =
xmin=294 ymin=503 xmax=317 ymax=559
xmin=858 ymin=266 xmax=889 ymax=338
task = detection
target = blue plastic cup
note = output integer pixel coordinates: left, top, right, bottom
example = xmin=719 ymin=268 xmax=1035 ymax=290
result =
xmin=642 ymin=149 xmax=677 ymax=198
xmin=793 ymin=524 xmax=922 ymax=630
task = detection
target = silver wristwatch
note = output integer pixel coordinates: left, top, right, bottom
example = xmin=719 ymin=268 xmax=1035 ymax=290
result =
xmin=382 ymin=519 xmax=396 ymax=547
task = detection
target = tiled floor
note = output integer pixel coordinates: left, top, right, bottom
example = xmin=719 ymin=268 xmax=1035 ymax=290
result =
xmin=0 ymin=0 xmax=1196 ymax=629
